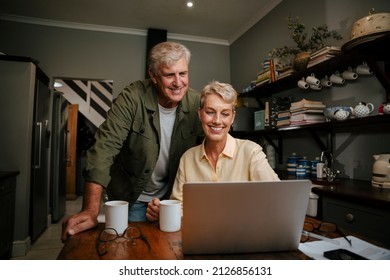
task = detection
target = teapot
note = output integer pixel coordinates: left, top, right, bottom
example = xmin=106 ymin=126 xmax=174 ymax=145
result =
xmin=372 ymin=154 xmax=390 ymax=184
xmin=334 ymin=108 xmax=350 ymax=121
xmin=353 ymin=102 xmax=374 ymax=118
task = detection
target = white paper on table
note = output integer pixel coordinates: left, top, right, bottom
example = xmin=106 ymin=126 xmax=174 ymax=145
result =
xmin=298 ymin=235 xmax=390 ymax=260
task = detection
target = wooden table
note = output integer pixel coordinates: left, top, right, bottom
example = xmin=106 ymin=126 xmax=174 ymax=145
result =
xmin=58 ymin=221 xmax=312 ymax=260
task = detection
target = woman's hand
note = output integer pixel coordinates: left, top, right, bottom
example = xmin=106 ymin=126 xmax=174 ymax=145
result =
xmin=146 ymin=198 xmax=161 ymax=221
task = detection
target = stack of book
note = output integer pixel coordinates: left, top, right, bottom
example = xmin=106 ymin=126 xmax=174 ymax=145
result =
xmin=276 ymin=109 xmax=291 ymax=128
xmin=289 ymin=98 xmax=326 ymax=126
xmin=307 ymin=46 xmax=342 ymax=68
xmin=255 ymin=59 xmax=276 ymax=87
xmin=273 ymin=57 xmax=294 ymax=80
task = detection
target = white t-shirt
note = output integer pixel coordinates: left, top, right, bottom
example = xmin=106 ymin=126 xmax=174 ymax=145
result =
xmin=138 ymin=104 xmax=176 ymax=202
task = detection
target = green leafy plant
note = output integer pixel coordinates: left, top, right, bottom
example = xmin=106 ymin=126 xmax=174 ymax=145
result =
xmin=269 ymin=16 xmax=343 ymax=58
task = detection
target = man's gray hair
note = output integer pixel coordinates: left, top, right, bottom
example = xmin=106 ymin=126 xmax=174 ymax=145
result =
xmin=148 ymin=42 xmax=191 ymax=74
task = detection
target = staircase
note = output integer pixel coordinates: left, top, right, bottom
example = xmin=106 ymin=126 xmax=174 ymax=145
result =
xmin=54 ymin=78 xmax=113 ymax=128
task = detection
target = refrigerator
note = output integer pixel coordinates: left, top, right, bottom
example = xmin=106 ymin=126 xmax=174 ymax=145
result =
xmin=50 ymin=91 xmax=68 ymax=222
xmin=0 ymin=56 xmax=50 ymax=246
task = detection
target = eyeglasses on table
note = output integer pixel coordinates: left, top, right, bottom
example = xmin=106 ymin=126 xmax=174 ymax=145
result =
xmin=95 ymin=226 xmax=151 ymax=257
xmin=301 ymin=221 xmax=352 ymax=246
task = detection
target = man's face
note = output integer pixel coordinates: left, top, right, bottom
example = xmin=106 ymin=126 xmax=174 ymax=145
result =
xmin=149 ymin=57 xmax=189 ymax=108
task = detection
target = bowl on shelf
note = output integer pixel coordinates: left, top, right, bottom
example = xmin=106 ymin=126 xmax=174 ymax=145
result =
xmin=323 ymin=106 xmax=353 ymax=121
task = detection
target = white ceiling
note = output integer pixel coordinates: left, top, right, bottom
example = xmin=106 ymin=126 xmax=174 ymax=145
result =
xmin=0 ymin=0 xmax=283 ymax=45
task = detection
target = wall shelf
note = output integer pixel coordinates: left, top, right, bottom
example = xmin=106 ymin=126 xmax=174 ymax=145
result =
xmin=239 ymin=34 xmax=390 ymax=103
xmin=234 ymin=34 xmax=390 ymax=161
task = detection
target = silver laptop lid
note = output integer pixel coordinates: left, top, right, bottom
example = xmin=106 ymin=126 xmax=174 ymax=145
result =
xmin=182 ymin=180 xmax=311 ymax=255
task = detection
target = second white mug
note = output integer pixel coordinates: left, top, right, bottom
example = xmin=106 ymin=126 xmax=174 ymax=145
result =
xmin=104 ymin=200 xmax=129 ymax=235
xmin=320 ymin=76 xmax=332 ymax=87
xmin=159 ymin=199 xmax=181 ymax=232
xmin=310 ymin=84 xmax=322 ymax=91
xmin=297 ymin=78 xmax=309 ymax=89
xmin=356 ymin=62 xmax=373 ymax=75
xmin=330 ymin=73 xmax=345 ymax=85
xmin=306 ymin=74 xmax=320 ymax=86
xmin=342 ymin=68 xmax=358 ymax=80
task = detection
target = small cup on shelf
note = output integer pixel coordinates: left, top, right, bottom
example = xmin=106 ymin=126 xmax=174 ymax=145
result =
xmin=342 ymin=67 xmax=358 ymax=80
xmin=320 ymin=75 xmax=332 ymax=87
xmin=356 ymin=61 xmax=373 ymax=75
xmin=297 ymin=78 xmax=309 ymax=90
xmin=330 ymin=71 xmax=345 ymax=85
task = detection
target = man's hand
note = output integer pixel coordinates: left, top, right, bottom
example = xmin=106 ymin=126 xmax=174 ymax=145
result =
xmin=61 ymin=182 xmax=103 ymax=242
xmin=61 ymin=210 xmax=98 ymax=242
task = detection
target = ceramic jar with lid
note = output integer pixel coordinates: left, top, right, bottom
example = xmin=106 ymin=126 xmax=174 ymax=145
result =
xmin=311 ymin=157 xmax=320 ymax=178
xmin=286 ymin=153 xmax=301 ymax=175
xmin=296 ymin=165 xmax=306 ymax=178
xmin=298 ymin=157 xmax=311 ymax=178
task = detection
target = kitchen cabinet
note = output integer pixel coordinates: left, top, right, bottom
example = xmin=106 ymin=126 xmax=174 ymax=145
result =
xmin=0 ymin=56 xmax=51 ymax=256
xmin=311 ymin=181 xmax=390 ymax=245
xmin=0 ymin=172 xmax=18 ymax=259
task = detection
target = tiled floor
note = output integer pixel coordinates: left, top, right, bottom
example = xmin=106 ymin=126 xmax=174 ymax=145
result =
xmin=11 ymin=196 xmax=83 ymax=260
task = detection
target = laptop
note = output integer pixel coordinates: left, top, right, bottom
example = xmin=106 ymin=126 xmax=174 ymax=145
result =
xmin=182 ymin=180 xmax=311 ymax=255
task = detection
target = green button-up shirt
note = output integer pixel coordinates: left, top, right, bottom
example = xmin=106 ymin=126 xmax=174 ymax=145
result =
xmin=83 ymin=79 xmax=203 ymax=206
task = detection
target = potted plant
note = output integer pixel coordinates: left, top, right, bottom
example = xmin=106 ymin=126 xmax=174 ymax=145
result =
xmin=269 ymin=16 xmax=343 ymax=71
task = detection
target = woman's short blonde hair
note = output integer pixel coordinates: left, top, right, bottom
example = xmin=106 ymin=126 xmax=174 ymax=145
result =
xmin=200 ymin=81 xmax=237 ymax=110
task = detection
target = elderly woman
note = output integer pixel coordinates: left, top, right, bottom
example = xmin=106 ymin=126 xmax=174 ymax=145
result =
xmin=146 ymin=81 xmax=279 ymax=221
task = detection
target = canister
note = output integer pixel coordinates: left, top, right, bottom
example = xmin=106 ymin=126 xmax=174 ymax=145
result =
xmin=286 ymin=153 xmax=301 ymax=175
xmin=306 ymin=192 xmax=319 ymax=217
xmin=298 ymin=158 xmax=311 ymax=177
xmin=296 ymin=165 xmax=306 ymax=178
xmin=311 ymin=157 xmax=320 ymax=178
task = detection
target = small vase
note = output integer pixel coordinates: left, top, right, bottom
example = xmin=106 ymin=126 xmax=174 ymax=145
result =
xmin=293 ymin=52 xmax=311 ymax=72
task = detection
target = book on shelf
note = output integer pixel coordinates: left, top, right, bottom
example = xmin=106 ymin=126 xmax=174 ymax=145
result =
xmin=277 ymin=110 xmax=291 ymax=118
xmin=290 ymin=105 xmax=326 ymax=114
xmin=276 ymin=67 xmax=294 ymax=80
xmin=310 ymin=46 xmax=342 ymax=59
xmin=308 ymin=54 xmax=337 ymax=68
xmin=290 ymin=108 xmax=325 ymax=115
xmin=290 ymin=98 xmax=325 ymax=109
xmin=307 ymin=46 xmax=342 ymax=68
xmin=290 ymin=112 xmax=326 ymax=122
xmin=290 ymin=119 xmax=325 ymax=126
xmin=276 ymin=119 xmax=291 ymax=127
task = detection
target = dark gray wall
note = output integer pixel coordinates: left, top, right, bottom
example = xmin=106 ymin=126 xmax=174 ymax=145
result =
xmin=0 ymin=20 xmax=230 ymax=94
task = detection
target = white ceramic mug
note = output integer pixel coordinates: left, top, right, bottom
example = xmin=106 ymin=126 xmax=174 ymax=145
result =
xmin=306 ymin=73 xmax=320 ymax=86
xmin=342 ymin=67 xmax=358 ymax=80
xmin=320 ymin=76 xmax=332 ymax=87
xmin=297 ymin=78 xmax=309 ymax=89
xmin=330 ymin=72 xmax=345 ymax=85
xmin=356 ymin=62 xmax=373 ymax=75
xmin=310 ymin=84 xmax=322 ymax=91
xmin=104 ymin=200 xmax=129 ymax=235
xmin=159 ymin=199 xmax=181 ymax=232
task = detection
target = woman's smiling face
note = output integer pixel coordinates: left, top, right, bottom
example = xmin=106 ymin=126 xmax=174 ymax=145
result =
xmin=198 ymin=93 xmax=235 ymax=143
